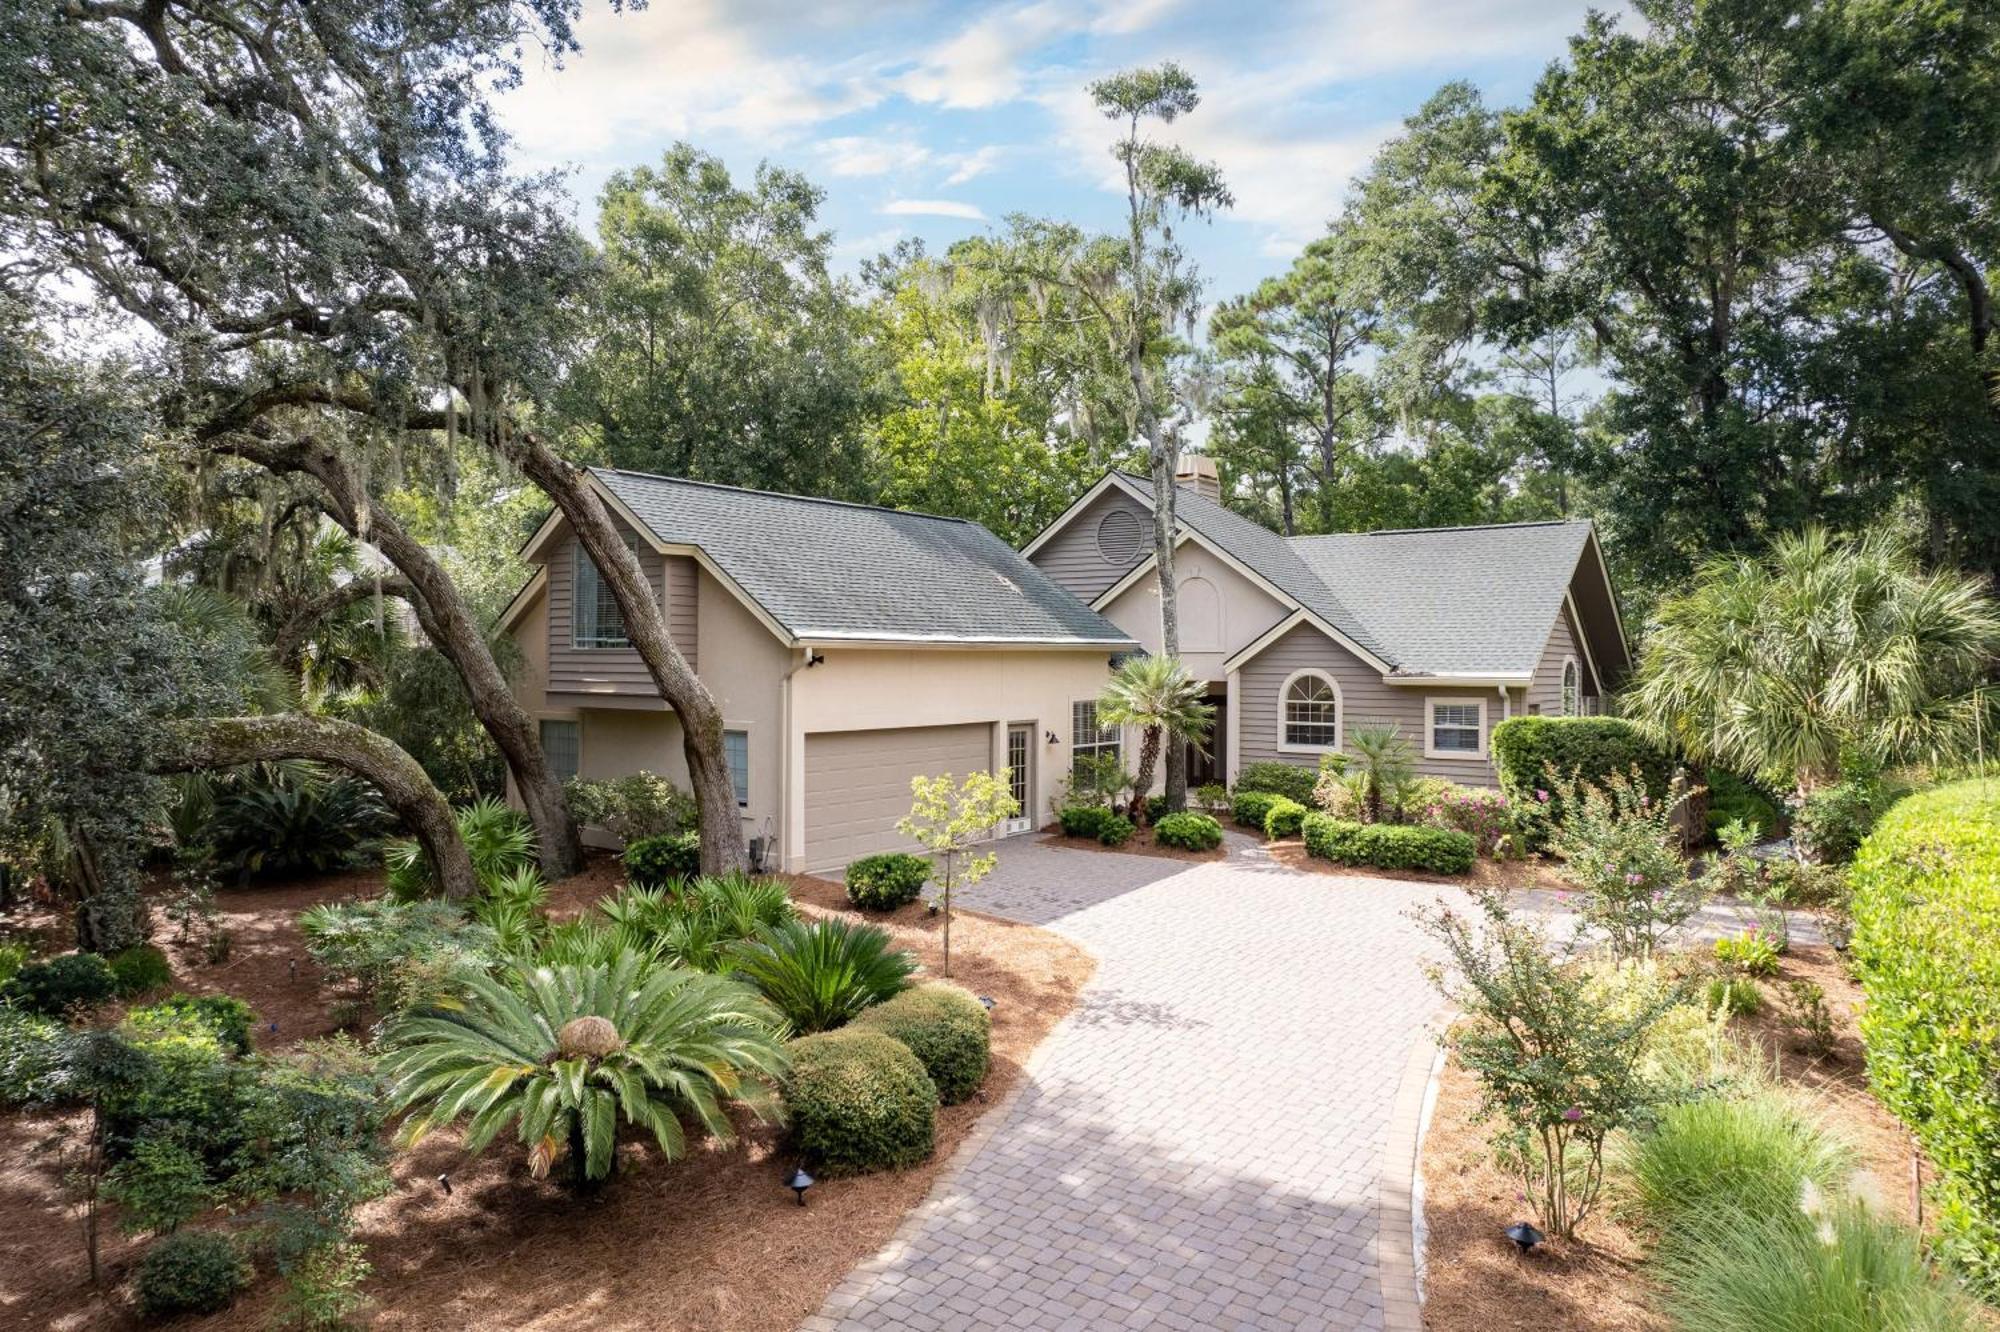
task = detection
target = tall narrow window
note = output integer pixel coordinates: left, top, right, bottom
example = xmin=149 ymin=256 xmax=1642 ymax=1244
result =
xmin=1561 ymin=658 xmax=1580 ymax=717
xmin=723 ymin=730 xmax=749 ymax=808
xmin=1007 ymin=725 xmax=1030 ymax=815
xmin=539 ymin=719 xmax=580 ymax=782
xmin=1281 ymin=671 xmax=1340 ymax=749
xmin=1071 ymin=700 xmax=1120 ymax=773
xmin=572 ymin=534 xmax=641 ymax=649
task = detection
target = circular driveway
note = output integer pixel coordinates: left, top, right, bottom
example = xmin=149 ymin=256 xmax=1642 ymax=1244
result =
xmin=807 ymin=834 xmax=1445 ymax=1332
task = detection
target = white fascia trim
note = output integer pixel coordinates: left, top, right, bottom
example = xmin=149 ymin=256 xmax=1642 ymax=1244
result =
xmin=1422 ymin=695 xmax=1490 ymax=761
xmin=1382 ymin=672 xmax=1533 ymax=687
xmin=796 ymin=633 xmax=1137 ymax=651
xmin=1019 ymin=471 xmax=1125 ymax=558
xmin=1274 ymin=667 xmax=1344 ymax=756
xmin=495 ymin=565 xmax=548 ymax=634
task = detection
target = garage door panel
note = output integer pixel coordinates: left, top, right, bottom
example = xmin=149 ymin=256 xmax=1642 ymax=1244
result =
xmin=803 ymin=724 xmax=992 ymax=870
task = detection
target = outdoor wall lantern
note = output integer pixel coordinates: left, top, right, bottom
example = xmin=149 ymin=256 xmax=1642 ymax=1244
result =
xmin=1045 ymin=730 xmax=1059 ymax=745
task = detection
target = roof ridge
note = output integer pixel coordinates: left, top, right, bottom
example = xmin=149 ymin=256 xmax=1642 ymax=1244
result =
xmin=592 ymin=467 xmax=978 ymax=527
xmin=1290 ymin=519 xmax=1590 ymax=539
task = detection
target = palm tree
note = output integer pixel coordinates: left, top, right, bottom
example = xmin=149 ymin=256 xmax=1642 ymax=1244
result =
xmin=380 ymin=952 xmax=788 ymax=1186
xmin=1096 ymin=655 xmax=1215 ymax=823
xmin=1627 ymin=526 xmax=2000 ymax=803
xmin=1346 ymin=724 xmax=1415 ymax=824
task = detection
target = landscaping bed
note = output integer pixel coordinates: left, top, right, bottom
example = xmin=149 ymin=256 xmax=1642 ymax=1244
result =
xmin=1036 ymin=820 xmax=1229 ymax=863
xmin=0 ymin=863 xmax=1092 ymax=1331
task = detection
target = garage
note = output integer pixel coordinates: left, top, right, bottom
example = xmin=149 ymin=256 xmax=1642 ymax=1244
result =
xmin=802 ymin=723 xmax=993 ymax=870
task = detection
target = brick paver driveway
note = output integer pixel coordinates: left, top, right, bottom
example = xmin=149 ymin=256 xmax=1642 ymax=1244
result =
xmin=809 ymin=835 xmax=1445 ymax=1332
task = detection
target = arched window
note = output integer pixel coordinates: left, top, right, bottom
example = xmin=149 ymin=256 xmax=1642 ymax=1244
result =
xmin=1179 ymin=575 xmax=1222 ymax=652
xmin=1280 ymin=670 xmax=1341 ymax=750
xmin=1561 ymin=657 xmax=1580 ymax=716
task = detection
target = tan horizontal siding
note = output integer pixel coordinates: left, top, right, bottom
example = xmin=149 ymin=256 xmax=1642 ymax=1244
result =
xmin=1528 ymin=601 xmax=1596 ymax=716
xmin=546 ymin=517 xmax=696 ymax=697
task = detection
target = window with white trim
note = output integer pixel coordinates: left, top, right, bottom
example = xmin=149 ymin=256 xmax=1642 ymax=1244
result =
xmin=571 ymin=533 xmax=642 ymax=649
xmin=1561 ymin=658 xmax=1581 ymax=717
xmin=1426 ymin=699 xmax=1486 ymax=758
xmin=539 ymin=719 xmax=580 ymax=782
xmin=1281 ymin=671 xmax=1341 ymax=748
xmin=723 ymin=729 xmax=749 ymax=807
xmin=1071 ymin=700 xmax=1120 ymax=772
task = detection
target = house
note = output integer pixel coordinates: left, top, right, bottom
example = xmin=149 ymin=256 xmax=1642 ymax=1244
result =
xmin=1021 ymin=459 xmax=1631 ymax=790
xmin=497 ymin=468 xmax=1134 ymax=872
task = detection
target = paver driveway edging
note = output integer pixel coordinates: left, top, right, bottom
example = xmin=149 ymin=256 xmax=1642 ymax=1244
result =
xmin=1376 ymin=1017 xmax=1445 ymax=1331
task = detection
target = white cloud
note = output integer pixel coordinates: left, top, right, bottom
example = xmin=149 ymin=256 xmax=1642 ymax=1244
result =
xmin=820 ymin=135 xmax=934 ymax=177
xmin=941 ymin=146 xmax=1004 ymax=185
xmin=895 ymin=0 xmax=1076 ymax=109
xmin=881 ymin=199 xmax=988 ymax=220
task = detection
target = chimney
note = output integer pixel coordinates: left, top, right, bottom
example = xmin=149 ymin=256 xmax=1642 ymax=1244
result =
xmin=1174 ymin=455 xmax=1221 ymax=502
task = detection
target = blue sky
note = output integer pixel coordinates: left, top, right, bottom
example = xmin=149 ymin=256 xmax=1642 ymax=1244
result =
xmin=497 ymin=0 xmax=1621 ymax=301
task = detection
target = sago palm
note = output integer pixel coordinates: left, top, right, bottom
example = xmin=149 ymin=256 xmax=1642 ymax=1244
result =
xmin=380 ymin=951 xmax=788 ymax=1186
xmin=726 ymin=917 xmax=917 ymax=1035
xmin=1627 ymin=527 xmax=2000 ymax=800
xmin=1097 ymin=654 xmax=1215 ymax=823
xmin=1345 ymin=724 xmax=1414 ymax=824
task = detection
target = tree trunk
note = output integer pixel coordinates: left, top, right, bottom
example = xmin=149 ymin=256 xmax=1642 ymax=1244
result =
xmin=1128 ymin=725 xmax=1163 ymax=824
xmin=505 ymin=434 xmax=749 ymax=875
xmin=155 ymin=714 xmax=479 ymax=900
xmin=220 ymin=437 xmax=584 ymax=880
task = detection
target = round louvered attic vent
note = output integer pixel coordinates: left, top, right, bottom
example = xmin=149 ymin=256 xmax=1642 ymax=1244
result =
xmin=1096 ymin=509 xmax=1145 ymax=565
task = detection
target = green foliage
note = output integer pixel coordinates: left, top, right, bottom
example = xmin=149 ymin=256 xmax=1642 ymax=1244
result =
xmin=1097 ymin=656 xmax=1215 ymax=820
xmin=1705 ymin=976 xmax=1763 ymax=1018
xmin=1060 ymin=752 xmax=1131 ymax=810
xmin=127 ymin=994 xmax=256 ymax=1058
xmin=0 ymin=1005 xmax=68 ymax=1105
xmin=844 ymin=853 xmax=931 ymax=911
xmin=1301 ymin=815 xmax=1475 ymax=874
xmin=1619 ymin=1092 xmax=1853 ymax=1227
xmin=1094 ymin=812 xmax=1135 ymax=846
xmin=785 ymin=1027 xmax=937 ymax=1177
xmin=1782 ymin=980 xmax=1837 ymax=1057
xmin=1795 ymin=760 xmax=1910 ymax=865
xmin=386 ymin=797 xmax=535 ymax=900
xmin=1194 ymin=782 xmax=1229 ymax=810
xmin=4 ymin=951 xmax=116 ymax=1016
xmin=1235 ymin=762 xmax=1319 ymax=805
xmin=1231 ymin=789 xmax=1282 ymax=830
xmin=298 ymin=899 xmax=498 ymax=1015
xmin=1058 ymin=805 xmax=1112 ymax=839
xmin=383 ymin=954 xmax=788 ymax=1185
xmin=1345 ymin=724 xmax=1416 ymax=824
xmin=1714 ymin=930 xmax=1780 ymax=977
xmin=0 ymin=939 xmax=28 ymax=986
xmin=203 ymin=765 xmax=391 ymax=879
xmin=1414 ymin=889 xmax=1678 ymax=1239
xmin=135 ymin=1229 xmax=251 ymax=1320
xmin=1490 ymin=717 xmax=1676 ymax=844
xmin=273 ymin=1238 xmax=373 ymax=1331
xmin=564 ymin=772 xmax=696 ymax=844
xmin=1262 ymin=797 xmax=1307 ymax=840
xmin=1412 ymin=784 xmax=1518 ymax=856
xmin=108 ymin=945 xmax=172 ymax=999
xmin=623 ymin=831 xmax=702 ymax=887
xmin=726 ymin=918 xmax=917 ymax=1035
xmin=1152 ymin=812 xmax=1223 ymax=851
xmin=1144 ymin=793 xmax=1169 ymax=824
xmin=1703 ymin=770 xmax=1780 ymax=840
xmin=473 ymin=865 xmax=551 ymax=955
xmin=105 ymin=1133 xmax=214 ymax=1236
xmin=852 ymin=983 xmax=991 ymax=1106
xmin=1545 ymin=766 xmax=1702 ymax=960
xmin=1850 ymin=779 xmax=2000 ymax=1295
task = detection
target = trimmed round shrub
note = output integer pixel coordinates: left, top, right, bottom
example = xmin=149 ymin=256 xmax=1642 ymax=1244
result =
xmin=623 ymin=831 xmax=700 ymax=886
xmin=1057 ymin=805 xmax=1112 ymax=840
xmin=1490 ymin=716 xmax=1676 ymax=845
xmin=109 ymin=945 xmax=173 ymax=999
xmin=1144 ymin=793 xmax=1169 ymax=824
xmin=1153 ymin=812 xmax=1222 ymax=851
xmin=845 ymin=853 xmax=931 ymax=911
xmin=136 ymin=1229 xmax=251 ymax=1319
xmin=1262 ymin=797 xmax=1307 ymax=840
xmin=785 ymin=1028 xmax=937 ymax=1175
xmin=1231 ymin=790 xmax=1280 ymax=831
xmin=1094 ymin=812 xmax=1134 ymax=846
xmin=1235 ymin=761 xmax=1318 ymax=805
xmin=853 ymin=982 xmax=991 ymax=1105
xmin=4 ymin=951 xmax=117 ymax=1016
xmin=1300 ymin=813 xmax=1475 ymax=874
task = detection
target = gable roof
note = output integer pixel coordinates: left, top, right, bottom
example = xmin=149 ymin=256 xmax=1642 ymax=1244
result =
xmin=588 ymin=469 xmax=1133 ymax=647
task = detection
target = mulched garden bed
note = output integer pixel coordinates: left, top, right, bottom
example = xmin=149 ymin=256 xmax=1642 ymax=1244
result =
xmin=1263 ymin=838 xmax=1567 ymax=890
xmin=0 ymin=860 xmax=1093 ymax=1331
xmin=1036 ymin=822 xmax=1229 ymax=863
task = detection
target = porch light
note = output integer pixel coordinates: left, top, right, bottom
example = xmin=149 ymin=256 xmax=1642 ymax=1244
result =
xmin=788 ymin=1165 xmax=815 ymax=1207
xmin=1504 ymin=1221 xmax=1544 ymax=1252
xmin=1045 ymin=730 xmax=1059 ymax=745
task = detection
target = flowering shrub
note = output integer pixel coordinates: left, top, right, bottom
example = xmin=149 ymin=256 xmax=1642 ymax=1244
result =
xmin=1417 ymin=786 xmax=1517 ymax=857
xmin=1544 ymin=765 xmax=1704 ymax=960
xmin=1714 ymin=928 xmax=1780 ymax=976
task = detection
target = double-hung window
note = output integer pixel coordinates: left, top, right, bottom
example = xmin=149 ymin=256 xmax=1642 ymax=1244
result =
xmin=572 ymin=534 xmax=642 ymax=649
xmin=1071 ymin=700 xmax=1120 ymax=774
xmin=723 ymin=729 xmax=749 ymax=808
xmin=1425 ymin=698 xmax=1487 ymax=759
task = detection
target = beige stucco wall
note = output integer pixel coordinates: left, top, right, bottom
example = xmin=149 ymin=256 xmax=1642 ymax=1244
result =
xmin=783 ymin=646 xmax=1119 ymax=870
xmin=1098 ymin=540 xmax=1290 ymax=685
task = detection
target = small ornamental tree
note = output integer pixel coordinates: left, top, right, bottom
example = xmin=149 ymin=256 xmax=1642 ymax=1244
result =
xmin=898 ymin=771 xmax=1018 ymax=977
xmin=1544 ymin=765 xmax=1704 ymax=960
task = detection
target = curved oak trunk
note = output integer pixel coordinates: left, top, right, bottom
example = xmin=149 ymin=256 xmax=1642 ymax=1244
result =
xmin=157 ymin=714 xmax=479 ymax=900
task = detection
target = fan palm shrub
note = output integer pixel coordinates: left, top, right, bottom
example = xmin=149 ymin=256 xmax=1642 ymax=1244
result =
xmin=727 ymin=918 xmax=917 ymax=1034
xmin=1345 ymin=725 xmax=1415 ymax=824
xmin=387 ymin=797 xmax=535 ymax=899
xmin=1096 ymin=654 xmax=1215 ymax=823
xmin=1628 ymin=526 xmax=2000 ymax=804
xmin=381 ymin=952 xmax=788 ymax=1186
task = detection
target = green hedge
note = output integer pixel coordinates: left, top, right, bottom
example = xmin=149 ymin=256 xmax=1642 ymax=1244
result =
xmin=852 ymin=983 xmax=991 ymax=1105
xmin=1301 ymin=813 xmax=1475 ymax=875
xmin=1232 ymin=790 xmax=1281 ymax=830
xmin=1153 ymin=812 xmax=1222 ymax=851
xmin=1235 ymin=761 xmax=1318 ymax=805
xmin=1850 ymin=778 xmax=2000 ymax=1296
xmin=1057 ymin=805 xmax=1132 ymax=846
xmin=845 ymin=853 xmax=931 ymax=911
xmin=785 ymin=1028 xmax=937 ymax=1176
xmin=623 ymin=831 xmax=700 ymax=885
xmin=1490 ymin=716 xmax=1676 ymax=842
xmin=1263 ymin=797 xmax=1307 ymax=840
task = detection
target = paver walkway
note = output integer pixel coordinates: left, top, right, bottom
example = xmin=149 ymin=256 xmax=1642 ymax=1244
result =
xmin=809 ymin=835 xmax=1446 ymax=1332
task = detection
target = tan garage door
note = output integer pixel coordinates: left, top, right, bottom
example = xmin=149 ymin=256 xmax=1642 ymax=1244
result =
xmin=803 ymin=724 xmax=993 ymax=870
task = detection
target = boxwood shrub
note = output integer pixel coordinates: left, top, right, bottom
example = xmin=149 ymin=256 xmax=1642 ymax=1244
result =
xmin=623 ymin=831 xmax=700 ymax=886
xmin=135 ymin=1229 xmax=251 ymax=1319
xmin=1094 ymin=812 xmax=1134 ymax=846
xmin=1490 ymin=716 xmax=1676 ymax=844
xmin=1301 ymin=813 xmax=1476 ymax=875
xmin=785 ymin=1027 xmax=937 ymax=1175
xmin=3 ymin=951 xmax=117 ymax=1016
xmin=1235 ymin=761 xmax=1318 ymax=805
xmin=1850 ymin=778 xmax=2000 ymax=1295
xmin=845 ymin=852 xmax=931 ymax=911
xmin=108 ymin=945 xmax=173 ymax=999
xmin=1058 ymin=805 xmax=1111 ymax=839
xmin=1262 ymin=797 xmax=1307 ymax=840
xmin=852 ymin=982 xmax=991 ymax=1105
xmin=1153 ymin=811 xmax=1222 ymax=851
xmin=1231 ymin=790 xmax=1281 ymax=831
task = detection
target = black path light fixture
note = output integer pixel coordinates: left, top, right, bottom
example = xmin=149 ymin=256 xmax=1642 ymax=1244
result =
xmin=977 ymin=995 xmax=995 ymax=1013
xmin=788 ymin=1164 xmax=815 ymax=1207
xmin=1504 ymin=1221 xmax=1544 ymax=1253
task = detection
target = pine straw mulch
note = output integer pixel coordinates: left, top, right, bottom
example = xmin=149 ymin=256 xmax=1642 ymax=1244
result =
xmin=1036 ymin=823 xmax=1228 ymax=863
xmin=0 ymin=858 xmax=1093 ymax=1332
xmin=1263 ymin=838 xmax=1568 ymax=891
xmin=1417 ymin=944 xmax=1950 ymax=1332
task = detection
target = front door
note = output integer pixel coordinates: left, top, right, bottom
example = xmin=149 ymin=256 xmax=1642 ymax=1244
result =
xmin=1187 ymin=691 xmax=1226 ymax=788
xmin=1004 ymin=724 xmax=1034 ymax=835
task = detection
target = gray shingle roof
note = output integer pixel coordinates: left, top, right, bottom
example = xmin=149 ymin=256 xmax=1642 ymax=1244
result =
xmin=594 ymin=469 xmax=1133 ymax=646
xmin=1287 ymin=521 xmax=1593 ymax=675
